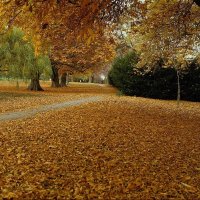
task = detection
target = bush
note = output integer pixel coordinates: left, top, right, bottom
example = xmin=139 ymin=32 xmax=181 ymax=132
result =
xmin=181 ymin=60 xmax=200 ymax=101
xmin=109 ymin=53 xmax=200 ymax=102
xmin=108 ymin=51 xmax=139 ymax=95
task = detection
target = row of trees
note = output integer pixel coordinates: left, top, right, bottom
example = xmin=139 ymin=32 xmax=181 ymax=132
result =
xmin=0 ymin=0 xmax=118 ymax=91
xmin=0 ymin=1 xmax=199 ymax=96
xmin=0 ymin=27 xmax=112 ymax=89
xmin=108 ymin=51 xmax=200 ymax=102
xmin=0 ymin=27 xmax=115 ymax=90
xmin=3 ymin=1 xmax=117 ymax=65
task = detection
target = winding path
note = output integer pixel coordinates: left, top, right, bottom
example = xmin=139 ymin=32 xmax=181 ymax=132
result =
xmin=0 ymin=96 xmax=103 ymax=122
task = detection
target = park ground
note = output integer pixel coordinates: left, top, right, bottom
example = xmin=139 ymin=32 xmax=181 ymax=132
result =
xmin=0 ymin=81 xmax=200 ymax=199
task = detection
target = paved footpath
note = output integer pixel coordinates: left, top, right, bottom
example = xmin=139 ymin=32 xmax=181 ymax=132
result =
xmin=0 ymin=96 xmax=102 ymax=122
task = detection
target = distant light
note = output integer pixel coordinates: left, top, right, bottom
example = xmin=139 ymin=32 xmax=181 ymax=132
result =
xmin=100 ymin=74 xmax=105 ymax=80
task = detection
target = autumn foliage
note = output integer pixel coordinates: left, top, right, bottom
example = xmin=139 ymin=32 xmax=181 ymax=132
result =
xmin=0 ymin=0 xmax=200 ymax=198
xmin=0 ymin=84 xmax=200 ymax=199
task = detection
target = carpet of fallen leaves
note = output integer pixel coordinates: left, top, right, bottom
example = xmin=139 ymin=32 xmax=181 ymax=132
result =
xmin=0 ymin=82 xmax=200 ymax=199
xmin=0 ymin=82 xmax=115 ymax=113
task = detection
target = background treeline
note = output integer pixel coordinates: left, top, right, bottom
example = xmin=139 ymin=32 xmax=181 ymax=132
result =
xmin=108 ymin=51 xmax=200 ymax=102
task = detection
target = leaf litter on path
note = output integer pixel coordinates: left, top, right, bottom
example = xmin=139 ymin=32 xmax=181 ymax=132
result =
xmin=0 ymin=85 xmax=200 ymax=199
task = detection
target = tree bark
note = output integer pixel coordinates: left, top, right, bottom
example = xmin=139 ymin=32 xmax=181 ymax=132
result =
xmin=16 ymin=79 xmax=19 ymax=89
xmin=28 ymin=78 xmax=44 ymax=91
xmin=51 ymin=64 xmax=60 ymax=87
xmin=88 ymin=74 xmax=94 ymax=83
xmin=70 ymin=75 xmax=74 ymax=82
xmin=177 ymin=70 xmax=181 ymax=107
xmin=66 ymin=72 xmax=69 ymax=84
xmin=60 ymin=72 xmax=68 ymax=87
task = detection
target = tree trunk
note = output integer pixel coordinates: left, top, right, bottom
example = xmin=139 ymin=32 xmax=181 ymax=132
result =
xmin=66 ymin=73 xmax=69 ymax=84
xmin=28 ymin=78 xmax=44 ymax=91
xmin=60 ymin=72 xmax=67 ymax=87
xmin=70 ymin=75 xmax=74 ymax=82
xmin=88 ymin=74 xmax=94 ymax=83
xmin=16 ymin=79 xmax=19 ymax=89
xmin=51 ymin=64 xmax=60 ymax=87
xmin=177 ymin=70 xmax=181 ymax=107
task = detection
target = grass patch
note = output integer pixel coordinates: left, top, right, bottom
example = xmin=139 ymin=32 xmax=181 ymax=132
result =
xmin=0 ymin=92 xmax=42 ymax=100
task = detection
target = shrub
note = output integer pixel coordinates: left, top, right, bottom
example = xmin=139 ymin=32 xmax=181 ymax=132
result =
xmin=109 ymin=52 xmax=200 ymax=102
xmin=108 ymin=51 xmax=139 ymax=95
xmin=181 ymin=60 xmax=200 ymax=101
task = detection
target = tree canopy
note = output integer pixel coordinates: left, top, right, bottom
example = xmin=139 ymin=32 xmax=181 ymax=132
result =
xmin=133 ymin=0 xmax=200 ymax=68
xmin=0 ymin=0 xmax=199 ymax=83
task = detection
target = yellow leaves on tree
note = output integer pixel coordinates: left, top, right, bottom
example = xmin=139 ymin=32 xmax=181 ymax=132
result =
xmin=132 ymin=0 xmax=200 ymax=68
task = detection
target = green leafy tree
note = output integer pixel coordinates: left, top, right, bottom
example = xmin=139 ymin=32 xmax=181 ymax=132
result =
xmin=0 ymin=27 xmax=51 ymax=91
xmin=0 ymin=27 xmax=34 ymax=85
xmin=108 ymin=51 xmax=139 ymax=95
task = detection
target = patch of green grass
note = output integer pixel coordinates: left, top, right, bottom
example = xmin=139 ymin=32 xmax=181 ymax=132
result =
xmin=0 ymin=92 xmax=41 ymax=100
xmin=116 ymin=90 xmax=124 ymax=96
